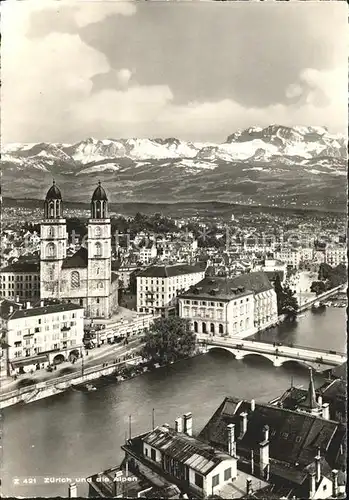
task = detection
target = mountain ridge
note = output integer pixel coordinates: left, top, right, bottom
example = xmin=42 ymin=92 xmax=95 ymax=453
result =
xmin=2 ymin=125 xmax=346 ymax=210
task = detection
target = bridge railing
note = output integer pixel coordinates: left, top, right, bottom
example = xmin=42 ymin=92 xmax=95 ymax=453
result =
xmin=249 ymin=339 xmax=346 ymax=356
xmin=196 ymin=334 xmax=346 ymax=357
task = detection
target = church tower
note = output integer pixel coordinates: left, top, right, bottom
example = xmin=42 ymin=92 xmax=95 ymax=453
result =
xmin=40 ymin=181 xmax=67 ymax=299
xmin=87 ymin=181 xmax=111 ymax=318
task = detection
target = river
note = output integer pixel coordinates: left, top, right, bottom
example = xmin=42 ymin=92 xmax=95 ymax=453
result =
xmin=1 ymin=307 xmax=346 ymax=498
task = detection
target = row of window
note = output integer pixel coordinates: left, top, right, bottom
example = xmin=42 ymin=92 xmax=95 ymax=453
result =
xmin=0 ymin=283 xmax=36 ymax=290
xmin=45 ymin=242 xmax=104 ymax=258
xmin=1 ymin=275 xmax=39 ymax=281
xmin=0 ymin=291 xmax=36 ymax=298
xmin=183 ymin=309 xmax=224 ymax=320
xmin=12 ymin=340 xmax=77 ymax=358
xmin=139 ymin=274 xmax=202 ymax=285
xmin=185 ymin=300 xmax=226 ymax=307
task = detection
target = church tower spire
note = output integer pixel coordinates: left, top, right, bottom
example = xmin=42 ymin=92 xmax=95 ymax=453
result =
xmin=300 ymin=368 xmax=322 ymax=416
xmin=87 ymin=182 xmax=113 ymax=319
xmin=40 ymin=182 xmax=67 ymax=299
xmin=90 ymin=180 xmax=108 ymax=219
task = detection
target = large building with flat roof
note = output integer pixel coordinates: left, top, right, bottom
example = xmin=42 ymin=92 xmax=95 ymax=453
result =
xmin=178 ymin=272 xmax=278 ymax=338
xmin=136 ymin=263 xmax=206 ymax=317
xmin=0 ymin=261 xmax=40 ymax=301
xmin=0 ymin=299 xmax=84 ymax=375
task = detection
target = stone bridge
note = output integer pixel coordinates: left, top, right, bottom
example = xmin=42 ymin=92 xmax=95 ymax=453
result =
xmin=196 ymin=335 xmax=347 ymax=372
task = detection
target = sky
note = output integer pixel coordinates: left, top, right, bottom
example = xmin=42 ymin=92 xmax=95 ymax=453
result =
xmin=2 ymin=0 xmax=348 ymax=144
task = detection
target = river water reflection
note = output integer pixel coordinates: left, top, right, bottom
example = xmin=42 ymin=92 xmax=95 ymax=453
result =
xmin=2 ymin=308 xmax=346 ymax=497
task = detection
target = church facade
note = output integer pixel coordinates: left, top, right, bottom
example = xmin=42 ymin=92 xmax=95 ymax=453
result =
xmin=40 ymin=181 xmax=118 ymax=319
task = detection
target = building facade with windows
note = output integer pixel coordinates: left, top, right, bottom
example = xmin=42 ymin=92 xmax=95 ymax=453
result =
xmin=274 ymin=249 xmax=301 ymax=269
xmin=178 ymin=277 xmax=255 ymax=338
xmin=40 ymin=182 xmax=118 ymax=319
xmin=0 ymin=300 xmax=84 ymax=375
xmin=136 ymin=263 xmax=206 ymax=316
xmin=179 ymin=272 xmax=278 ymax=338
xmin=325 ymin=247 xmax=347 ymax=267
xmin=0 ymin=261 xmax=40 ymax=301
xmin=87 ymin=412 xmax=270 ymax=499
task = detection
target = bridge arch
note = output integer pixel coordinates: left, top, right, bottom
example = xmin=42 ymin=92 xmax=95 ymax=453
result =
xmin=280 ymin=358 xmax=322 ymax=371
xmin=241 ymin=352 xmax=276 ymax=365
xmin=206 ymin=346 xmax=276 ymax=365
xmin=206 ymin=346 xmax=238 ymax=357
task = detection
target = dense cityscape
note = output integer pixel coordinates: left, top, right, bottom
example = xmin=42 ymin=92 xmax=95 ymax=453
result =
xmin=0 ymin=181 xmax=347 ymax=499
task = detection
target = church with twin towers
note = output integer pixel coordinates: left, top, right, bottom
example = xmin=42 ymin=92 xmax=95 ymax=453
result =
xmin=40 ymin=181 xmax=118 ymax=319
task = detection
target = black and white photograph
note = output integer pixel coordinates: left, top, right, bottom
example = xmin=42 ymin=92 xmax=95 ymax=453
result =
xmin=0 ymin=1 xmax=347 ymax=498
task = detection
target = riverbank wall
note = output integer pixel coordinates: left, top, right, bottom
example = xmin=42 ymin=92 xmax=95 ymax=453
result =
xmin=0 ymin=350 xmax=204 ymax=410
xmin=0 ymin=360 xmax=136 ymax=409
xmin=297 ymin=284 xmax=344 ymax=313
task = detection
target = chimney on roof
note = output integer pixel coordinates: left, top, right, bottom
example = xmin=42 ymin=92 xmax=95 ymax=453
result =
xmin=259 ymin=425 xmax=270 ymax=481
xmin=308 ymin=471 xmax=316 ymax=498
xmin=68 ymin=483 xmax=77 ymax=498
xmin=246 ymin=479 xmax=252 ymax=496
xmin=315 ymin=449 xmax=321 ymax=484
xmin=26 ymin=301 xmax=31 ymax=309
xmin=250 ymin=399 xmax=255 ymax=412
xmin=239 ymin=412 xmax=248 ymax=438
xmin=263 ymin=425 xmax=269 ymax=442
xmin=16 ymin=295 xmax=20 ymax=303
xmin=227 ymin=423 xmax=236 ymax=457
xmin=331 ymin=469 xmax=339 ymax=498
xmin=175 ymin=416 xmax=183 ymax=433
xmin=9 ymin=305 xmax=13 ymax=314
xmin=322 ymin=403 xmax=330 ymax=420
xmin=317 ymin=395 xmax=323 ymax=407
xmin=183 ymin=412 xmax=193 ymax=436
xmin=40 ymin=300 xmax=44 ymax=307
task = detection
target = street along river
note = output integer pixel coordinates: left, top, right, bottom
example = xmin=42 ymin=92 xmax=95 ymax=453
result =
xmin=1 ymin=307 xmax=346 ymax=497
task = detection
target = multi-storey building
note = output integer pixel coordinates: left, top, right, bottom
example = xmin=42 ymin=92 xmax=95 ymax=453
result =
xmin=262 ymin=259 xmax=287 ymax=285
xmin=178 ymin=277 xmax=255 ymax=338
xmin=136 ymin=263 xmax=206 ymax=316
xmin=325 ymin=247 xmax=347 ymax=267
xmin=269 ymin=368 xmax=346 ymax=424
xmin=87 ymin=412 xmax=270 ymax=499
xmin=138 ymin=243 xmax=157 ymax=265
xmin=0 ymin=299 xmax=84 ymax=375
xmin=274 ymin=249 xmax=301 ymax=269
xmin=40 ymin=181 xmax=118 ymax=319
xmin=200 ymin=396 xmax=346 ymax=499
xmin=179 ymin=272 xmax=278 ymax=337
xmin=0 ymin=261 xmax=40 ymax=301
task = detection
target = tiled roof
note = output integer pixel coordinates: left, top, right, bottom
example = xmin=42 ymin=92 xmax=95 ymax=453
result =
xmin=138 ymin=262 xmax=206 ymax=278
xmin=143 ymin=426 xmax=233 ymax=476
xmin=264 ymin=270 xmax=285 ymax=282
xmin=178 ymin=276 xmax=253 ymax=301
xmin=319 ymin=379 xmax=346 ymax=399
xmin=1 ymin=301 xmax=83 ymax=320
xmin=1 ymin=261 xmax=40 ymax=273
xmin=178 ymin=271 xmax=272 ymax=300
xmin=331 ymin=362 xmax=347 ymax=380
xmin=62 ymin=247 xmax=88 ymax=269
xmin=229 ymin=272 xmax=274 ymax=293
xmin=198 ymin=397 xmax=344 ymax=479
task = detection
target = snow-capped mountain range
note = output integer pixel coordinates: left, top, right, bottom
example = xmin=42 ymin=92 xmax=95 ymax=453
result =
xmin=2 ymin=125 xmax=347 ymax=209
